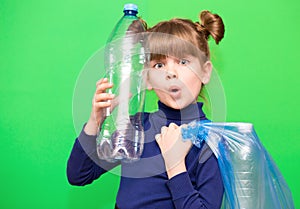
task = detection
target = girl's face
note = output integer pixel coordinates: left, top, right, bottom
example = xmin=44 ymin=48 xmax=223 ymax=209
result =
xmin=147 ymin=55 xmax=212 ymax=109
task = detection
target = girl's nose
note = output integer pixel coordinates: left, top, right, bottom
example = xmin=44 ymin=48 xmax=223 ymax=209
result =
xmin=166 ymin=71 xmax=177 ymax=80
xmin=165 ymin=59 xmax=178 ymax=80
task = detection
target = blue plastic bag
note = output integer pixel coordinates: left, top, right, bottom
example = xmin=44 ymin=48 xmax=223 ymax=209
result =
xmin=182 ymin=121 xmax=295 ymax=209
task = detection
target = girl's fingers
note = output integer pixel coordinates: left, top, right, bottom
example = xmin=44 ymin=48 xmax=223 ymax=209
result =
xmin=169 ymin=123 xmax=178 ymax=129
xmin=93 ymin=100 xmax=112 ymax=109
xmin=96 ymin=78 xmax=109 ymax=87
xmin=96 ymin=77 xmax=108 ymax=86
xmin=155 ymin=134 xmax=161 ymax=142
xmin=180 ymin=124 xmax=188 ymax=129
xmin=96 ymin=79 xmax=113 ymax=93
xmin=94 ymin=93 xmax=115 ymax=102
xmin=96 ymin=83 xmax=113 ymax=93
xmin=161 ymin=126 xmax=167 ymax=135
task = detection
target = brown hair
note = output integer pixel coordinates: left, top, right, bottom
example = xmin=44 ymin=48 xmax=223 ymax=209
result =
xmin=146 ymin=10 xmax=225 ymax=62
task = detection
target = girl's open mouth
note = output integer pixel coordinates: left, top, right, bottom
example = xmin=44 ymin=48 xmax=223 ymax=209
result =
xmin=168 ymin=86 xmax=182 ymax=99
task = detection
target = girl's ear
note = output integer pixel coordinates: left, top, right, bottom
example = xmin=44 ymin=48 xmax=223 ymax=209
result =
xmin=201 ymin=61 xmax=212 ymax=84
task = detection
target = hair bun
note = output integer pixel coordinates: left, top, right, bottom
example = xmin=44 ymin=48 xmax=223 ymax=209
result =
xmin=198 ymin=10 xmax=225 ymax=44
xmin=195 ymin=22 xmax=206 ymax=32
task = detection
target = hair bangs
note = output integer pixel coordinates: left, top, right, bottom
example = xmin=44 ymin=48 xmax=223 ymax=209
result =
xmin=149 ymin=34 xmax=202 ymax=61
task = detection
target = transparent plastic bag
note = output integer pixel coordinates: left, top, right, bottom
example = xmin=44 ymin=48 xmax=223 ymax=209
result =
xmin=182 ymin=121 xmax=295 ymax=209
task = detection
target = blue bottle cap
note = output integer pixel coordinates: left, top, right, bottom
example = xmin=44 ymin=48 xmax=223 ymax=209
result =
xmin=124 ymin=3 xmax=138 ymax=12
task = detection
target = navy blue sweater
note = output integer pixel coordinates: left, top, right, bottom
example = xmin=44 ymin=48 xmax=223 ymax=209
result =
xmin=67 ymin=102 xmax=224 ymax=209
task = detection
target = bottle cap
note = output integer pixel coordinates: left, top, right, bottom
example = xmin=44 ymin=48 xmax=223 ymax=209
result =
xmin=124 ymin=3 xmax=138 ymax=12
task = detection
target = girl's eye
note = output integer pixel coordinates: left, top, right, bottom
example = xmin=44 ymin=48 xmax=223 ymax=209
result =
xmin=179 ymin=59 xmax=190 ymax=65
xmin=153 ymin=63 xmax=164 ymax=69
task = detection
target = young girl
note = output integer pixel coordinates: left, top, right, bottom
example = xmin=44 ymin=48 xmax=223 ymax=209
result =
xmin=67 ymin=10 xmax=225 ymax=209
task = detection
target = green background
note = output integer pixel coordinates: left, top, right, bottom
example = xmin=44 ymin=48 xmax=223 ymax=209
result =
xmin=1 ymin=0 xmax=299 ymax=208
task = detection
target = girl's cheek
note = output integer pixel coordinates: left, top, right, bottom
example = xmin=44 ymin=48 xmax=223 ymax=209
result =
xmin=148 ymin=71 xmax=165 ymax=84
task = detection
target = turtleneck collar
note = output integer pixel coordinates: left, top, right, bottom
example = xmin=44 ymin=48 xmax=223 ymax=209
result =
xmin=157 ymin=101 xmax=207 ymax=122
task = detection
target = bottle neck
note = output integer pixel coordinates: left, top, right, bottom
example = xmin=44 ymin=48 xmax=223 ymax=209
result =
xmin=123 ymin=10 xmax=137 ymax=16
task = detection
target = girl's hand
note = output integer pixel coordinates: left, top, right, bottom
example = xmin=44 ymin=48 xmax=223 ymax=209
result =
xmin=84 ymin=78 xmax=115 ymax=135
xmin=155 ymin=123 xmax=192 ymax=179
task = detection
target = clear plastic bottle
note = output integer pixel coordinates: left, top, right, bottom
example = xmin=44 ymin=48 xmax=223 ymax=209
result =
xmin=96 ymin=4 xmax=147 ymax=163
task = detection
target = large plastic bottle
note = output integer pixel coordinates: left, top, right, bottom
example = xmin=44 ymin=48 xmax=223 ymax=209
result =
xmin=96 ymin=4 xmax=147 ymax=163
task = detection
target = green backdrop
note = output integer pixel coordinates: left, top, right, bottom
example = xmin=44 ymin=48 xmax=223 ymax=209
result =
xmin=1 ymin=0 xmax=299 ymax=208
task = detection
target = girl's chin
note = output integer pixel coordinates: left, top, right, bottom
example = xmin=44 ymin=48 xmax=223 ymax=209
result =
xmin=166 ymin=100 xmax=190 ymax=110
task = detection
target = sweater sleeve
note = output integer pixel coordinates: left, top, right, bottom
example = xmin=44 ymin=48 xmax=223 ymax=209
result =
xmin=67 ymin=125 xmax=120 ymax=186
xmin=166 ymin=154 xmax=224 ymax=209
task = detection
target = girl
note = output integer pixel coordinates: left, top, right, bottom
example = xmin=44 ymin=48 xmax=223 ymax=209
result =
xmin=67 ymin=10 xmax=225 ymax=209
